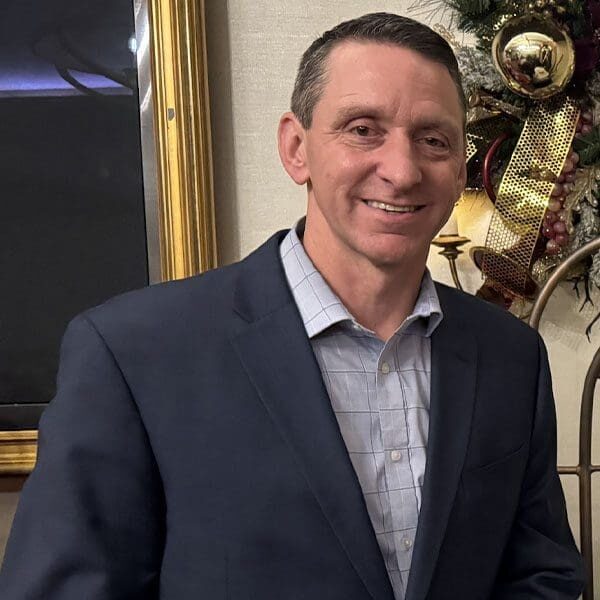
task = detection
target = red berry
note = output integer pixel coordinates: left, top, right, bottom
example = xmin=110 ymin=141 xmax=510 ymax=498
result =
xmin=553 ymin=220 xmax=567 ymax=233
xmin=546 ymin=239 xmax=560 ymax=254
xmin=547 ymin=199 xmax=562 ymax=212
xmin=555 ymin=233 xmax=569 ymax=246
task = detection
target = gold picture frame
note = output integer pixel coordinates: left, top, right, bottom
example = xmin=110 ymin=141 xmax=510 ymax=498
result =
xmin=0 ymin=0 xmax=216 ymax=476
xmin=149 ymin=0 xmax=217 ymax=280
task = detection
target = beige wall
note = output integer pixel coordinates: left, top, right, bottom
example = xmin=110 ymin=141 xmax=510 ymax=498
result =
xmin=1 ymin=0 xmax=598 ymax=588
xmin=0 ymin=479 xmax=24 ymax=564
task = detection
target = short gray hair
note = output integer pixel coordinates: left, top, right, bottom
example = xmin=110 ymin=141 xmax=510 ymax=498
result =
xmin=291 ymin=12 xmax=466 ymax=128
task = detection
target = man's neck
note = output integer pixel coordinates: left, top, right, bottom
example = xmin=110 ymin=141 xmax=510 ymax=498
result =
xmin=302 ymin=233 xmax=426 ymax=342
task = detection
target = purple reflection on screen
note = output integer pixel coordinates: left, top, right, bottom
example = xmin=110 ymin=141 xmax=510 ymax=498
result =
xmin=0 ymin=71 xmax=124 ymax=95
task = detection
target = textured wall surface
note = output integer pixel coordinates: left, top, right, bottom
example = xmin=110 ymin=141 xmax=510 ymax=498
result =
xmin=0 ymin=479 xmax=24 ymax=564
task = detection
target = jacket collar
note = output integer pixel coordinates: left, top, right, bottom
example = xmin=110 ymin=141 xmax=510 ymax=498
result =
xmin=231 ymin=230 xmax=395 ymax=599
xmin=405 ymin=285 xmax=477 ymax=600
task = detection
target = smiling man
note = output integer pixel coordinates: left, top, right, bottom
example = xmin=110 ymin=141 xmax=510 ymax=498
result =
xmin=279 ymin=40 xmax=466 ymax=341
xmin=0 ymin=12 xmax=585 ymax=600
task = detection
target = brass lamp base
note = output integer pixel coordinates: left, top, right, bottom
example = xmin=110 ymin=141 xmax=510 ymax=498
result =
xmin=431 ymin=235 xmax=471 ymax=291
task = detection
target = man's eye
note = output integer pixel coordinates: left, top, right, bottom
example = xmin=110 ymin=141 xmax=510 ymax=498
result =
xmin=424 ymin=136 xmax=447 ymax=148
xmin=352 ymin=125 xmax=374 ymax=137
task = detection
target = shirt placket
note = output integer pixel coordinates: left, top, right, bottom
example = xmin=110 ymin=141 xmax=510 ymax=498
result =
xmin=377 ymin=336 xmax=419 ymax=590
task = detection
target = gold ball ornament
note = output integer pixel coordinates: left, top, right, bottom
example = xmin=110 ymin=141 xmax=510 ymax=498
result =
xmin=492 ymin=14 xmax=575 ymax=99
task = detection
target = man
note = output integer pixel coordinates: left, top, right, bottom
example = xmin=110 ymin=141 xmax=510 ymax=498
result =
xmin=0 ymin=12 xmax=585 ymax=600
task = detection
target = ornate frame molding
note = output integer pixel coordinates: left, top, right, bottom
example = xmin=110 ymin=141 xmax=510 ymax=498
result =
xmin=149 ymin=0 xmax=217 ymax=279
xmin=0 ymin=431 xmax=38 ymax=475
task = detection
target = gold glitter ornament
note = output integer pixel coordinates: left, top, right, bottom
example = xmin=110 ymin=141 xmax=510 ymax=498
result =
xmin=476 ymin=95 xmax=580 ymax=298
xmin=492 ymin=14 xmax=575 ymax=99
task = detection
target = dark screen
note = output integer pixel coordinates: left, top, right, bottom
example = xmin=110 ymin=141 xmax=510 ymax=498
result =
xmin=0 ymin=0 xmax=148 ymax=427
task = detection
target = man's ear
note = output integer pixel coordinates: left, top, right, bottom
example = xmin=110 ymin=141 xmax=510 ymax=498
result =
xmin=278 ymin=112 xmax=310 ymax=185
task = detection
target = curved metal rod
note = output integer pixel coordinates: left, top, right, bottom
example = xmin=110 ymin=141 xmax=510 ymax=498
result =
xmin=529 ymin=236 xmax=600 ymax=600
xmin=482 ymin=132 xmax=511 ymax=204
xmin=447 ymin=257 xmax=463 ymax=291
xmin=529 ymin=237 xmax=600 ymax=329
xmin=577 ymin=346 xmax=600 ymax=600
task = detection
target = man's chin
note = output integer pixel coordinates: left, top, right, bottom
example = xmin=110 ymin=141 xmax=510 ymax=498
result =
xmin=364 ymin=249 xmax=404 ymax=265
xmin=362 ymin=245 xmax=427 ymax=272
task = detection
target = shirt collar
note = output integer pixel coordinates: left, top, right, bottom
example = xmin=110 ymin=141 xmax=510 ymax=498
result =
xmin=279 ymin=220 xmax=443 ymax=339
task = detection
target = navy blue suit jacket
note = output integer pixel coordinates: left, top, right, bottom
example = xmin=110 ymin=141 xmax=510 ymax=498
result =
xmin=0 ymin=231 xmax=584 ymax=599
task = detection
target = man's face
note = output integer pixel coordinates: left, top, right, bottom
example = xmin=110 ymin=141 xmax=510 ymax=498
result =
xmin=298 ymin=41 xmax=466 ymax=270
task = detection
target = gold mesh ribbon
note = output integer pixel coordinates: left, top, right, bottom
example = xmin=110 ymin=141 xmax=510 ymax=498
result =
xmin=466 ymin=117 xmax=506 ymax=162
xmin=480 ymin=94 xmax=579 ymax=297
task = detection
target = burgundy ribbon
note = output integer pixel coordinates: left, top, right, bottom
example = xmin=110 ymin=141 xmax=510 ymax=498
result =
xmin=587 ymin=0 xmax=600 ymax=27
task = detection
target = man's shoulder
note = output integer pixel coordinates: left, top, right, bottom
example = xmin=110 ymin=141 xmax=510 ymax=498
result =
xmin=434 ymin=281 xmax=540 ymax=346
xmin=85 ymin=261 xmax=236 ymax=326
xmin=77 ymin=230 xmax=289 ymax=343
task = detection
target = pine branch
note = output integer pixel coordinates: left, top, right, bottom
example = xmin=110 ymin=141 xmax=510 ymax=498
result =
xmin=573 ymin=127 xmax=600 ymax=166
xmin=406 ymin=0 xmax=456 ymax=25
xmin=441 ymin=1 xmax=513 ymax=48
xmin=444 ymin=0 xmax=493 ymax=17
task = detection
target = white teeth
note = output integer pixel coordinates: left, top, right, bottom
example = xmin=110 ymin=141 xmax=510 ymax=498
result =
xmin=366 ymin=201 xmax=419 ymax=213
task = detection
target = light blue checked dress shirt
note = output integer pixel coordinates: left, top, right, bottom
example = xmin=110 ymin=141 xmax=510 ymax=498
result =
xmin=279 ymin=224 xmax=443 ymax=600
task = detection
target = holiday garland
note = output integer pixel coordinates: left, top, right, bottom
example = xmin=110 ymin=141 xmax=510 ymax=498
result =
xmin=413 ymin=0 xmax=600 ymax=321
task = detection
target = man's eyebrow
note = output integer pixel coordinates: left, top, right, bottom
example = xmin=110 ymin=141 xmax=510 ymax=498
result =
xmin=332 ymin=104 xmax=386 ymax=125
xmin=414 ymin=117 xmax=462 ymax=138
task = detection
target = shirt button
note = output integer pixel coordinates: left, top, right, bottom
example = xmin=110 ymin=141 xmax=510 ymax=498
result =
xmin=380 ymin=362 xmax=390 ymax=374
xmin=403 ymin=538 xmax=412 ymax=551
xmin=390 ymin=450 xmax=402 ymax=462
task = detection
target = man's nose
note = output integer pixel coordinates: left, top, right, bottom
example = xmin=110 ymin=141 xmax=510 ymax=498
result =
xmin=375 ymin=134 xmax=422 ymax=190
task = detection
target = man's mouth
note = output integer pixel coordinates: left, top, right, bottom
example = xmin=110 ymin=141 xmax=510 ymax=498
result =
xmin=364 ymin=200 xmax=423 ymax=213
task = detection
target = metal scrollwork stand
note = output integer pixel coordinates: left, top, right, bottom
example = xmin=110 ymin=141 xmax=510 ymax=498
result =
xmin=529 ymin=237 xmax=600 ymax=600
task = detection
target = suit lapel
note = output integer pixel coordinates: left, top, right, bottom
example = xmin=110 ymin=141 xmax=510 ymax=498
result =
xmin=230 ymin=233 xmax=394 ymax=600
xmin=405 ymin=286 xmax=478 ymax=600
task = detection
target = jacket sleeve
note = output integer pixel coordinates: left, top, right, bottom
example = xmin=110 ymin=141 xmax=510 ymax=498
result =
xmin=491 ymin=336 xmax=586 ymax=599
xmin=0 ymin=314 xmax=165 ymax=599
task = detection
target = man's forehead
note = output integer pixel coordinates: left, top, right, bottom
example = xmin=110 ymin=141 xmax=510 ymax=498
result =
xmin=321 ymin=41 xmax=451 ymax=95
xmin=316 ymin=41 xmax=464 ymax=120
xmin=323 ymin=40 xmax=422 ymax=72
